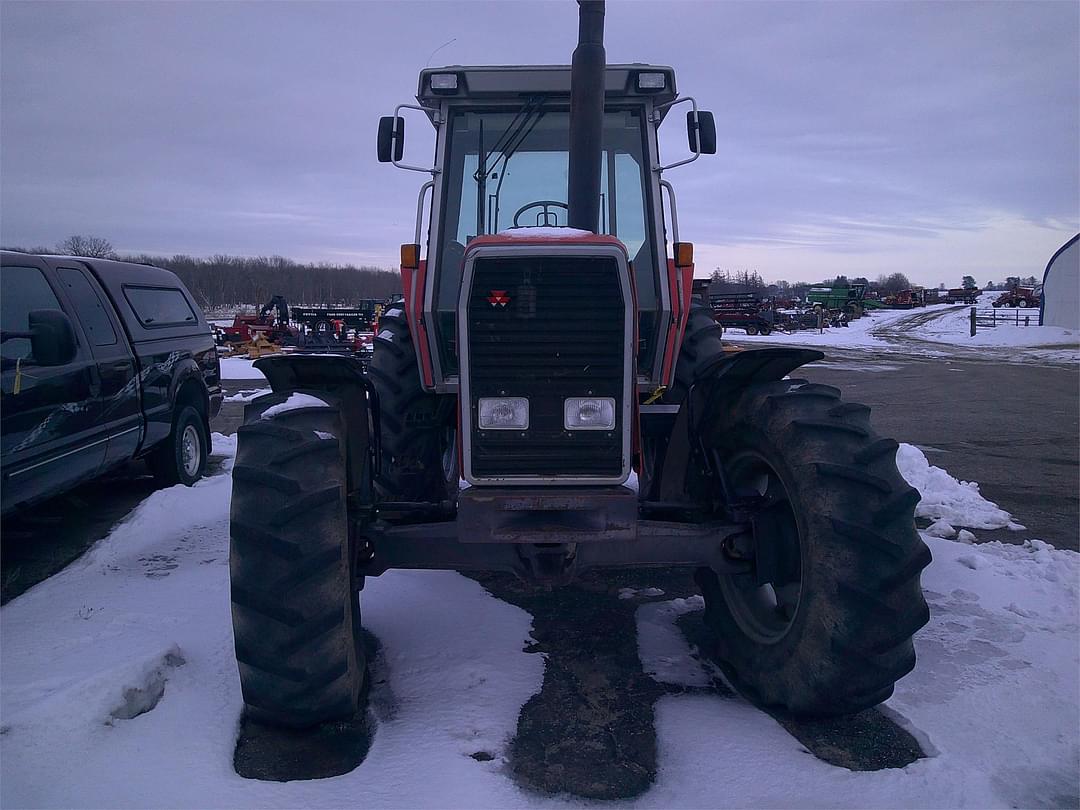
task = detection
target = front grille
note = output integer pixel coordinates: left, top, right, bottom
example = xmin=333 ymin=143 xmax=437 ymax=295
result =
xmin=466 ymin=255 xmax=626 ymax=479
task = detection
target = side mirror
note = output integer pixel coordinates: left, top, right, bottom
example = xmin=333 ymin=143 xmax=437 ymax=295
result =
xmin=687 ymin=110 xmax=717 ymax=155
xmin=377 ymin=116 xmax=405 ymax=163
xmin=29 ymin=309 xmax=77 ymax=366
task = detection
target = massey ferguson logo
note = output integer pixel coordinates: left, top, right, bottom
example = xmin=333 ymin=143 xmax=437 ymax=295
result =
xmin=487 ymin=290 xmax=510 ymax=308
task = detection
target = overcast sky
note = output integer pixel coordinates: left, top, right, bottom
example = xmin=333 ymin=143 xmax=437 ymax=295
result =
xmin=2 ymin=0 xmax=1077 ymax=286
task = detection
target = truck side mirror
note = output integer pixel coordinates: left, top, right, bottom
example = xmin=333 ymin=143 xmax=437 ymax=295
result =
xmin=687 ymin=110 xmax=717 ymax=155
xmin=28 ymin=309 xmax=77 ymax=366
xmin=377 ymin=116 xmax=405 ymax=163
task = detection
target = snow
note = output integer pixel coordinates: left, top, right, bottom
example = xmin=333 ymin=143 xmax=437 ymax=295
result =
xmin=917 ymin=305 xmax=1079 ymax=348
xmin=496 ymin=227 xmax=592 ymax=238
xmin=219 ymin=357 xmax=267 ymax=381
xmin=896 ymin=443 xmax=1024 ymax=530
xmin=1 ymin=431 xmax=1077 ymax=808
xmin=223 ymin=387 xmax=270 ymax=403
xmin=260 ymin=392 xmax=329 ymax=419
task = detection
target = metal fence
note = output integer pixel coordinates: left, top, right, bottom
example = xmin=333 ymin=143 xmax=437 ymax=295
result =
xmin=971 ymin=306 xmax=1036 ymax=335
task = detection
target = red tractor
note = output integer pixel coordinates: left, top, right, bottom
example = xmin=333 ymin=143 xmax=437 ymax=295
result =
xmin=993 ymin=287 xmax=1040 ymax=308
xmin=228 ymin=0 xmax=929 ymax=730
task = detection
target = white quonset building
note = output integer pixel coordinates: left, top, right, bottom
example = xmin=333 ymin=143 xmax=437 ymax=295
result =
xmin=1041 ymin=234 xmax=1079 ymax=329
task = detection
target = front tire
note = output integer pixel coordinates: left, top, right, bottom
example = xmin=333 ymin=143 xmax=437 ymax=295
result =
xmin=229 ymin=390 xmax=366 ymax=728
xmin=695 ymin=379 xmax=931 ymax=715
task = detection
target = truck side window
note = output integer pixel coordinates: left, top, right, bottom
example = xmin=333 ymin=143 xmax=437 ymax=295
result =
xmin=57 ymin=268 xmax=118 ymax=346
xmin=123 ymin=286 xmax=196 ymax=327
xmin=0 ymin=266 xmax=64 ymax=363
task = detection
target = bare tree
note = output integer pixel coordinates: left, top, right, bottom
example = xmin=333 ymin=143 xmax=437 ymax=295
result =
xmin=875 ymin=272 xmax=911 ymax=293
xmin=57 ymin=235 xmax=116 ymax=258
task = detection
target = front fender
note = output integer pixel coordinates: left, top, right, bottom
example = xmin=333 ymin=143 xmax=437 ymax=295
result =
xmin=253 ymin=354 xmax=380 ymax=495
xmin=691 ymin=347 xmax=824 ymax=388
xmin=655 ymin=348 xmax=824 ymax=503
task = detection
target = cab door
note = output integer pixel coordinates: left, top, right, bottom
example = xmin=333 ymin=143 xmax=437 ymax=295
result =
xmin=55 ymin=265 xmax=143 ymax=467
xmin=0 ymin=261 xmax=105 ymax=511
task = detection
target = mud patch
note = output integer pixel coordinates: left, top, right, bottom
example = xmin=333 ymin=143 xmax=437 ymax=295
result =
xmin=475 ymin=569 xmax=696 ymax=801
xmin=233 ymin=629 xmax=382 ymax=782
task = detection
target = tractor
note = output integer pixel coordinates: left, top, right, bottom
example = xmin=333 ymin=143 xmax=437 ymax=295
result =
xmin=228 ymin=0 xmax=930 ymax=729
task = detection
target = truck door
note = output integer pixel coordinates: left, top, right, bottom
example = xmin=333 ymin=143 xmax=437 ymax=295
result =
xmin=55 ymin=266 xmax=143 ymax=467
xmin=0 ymin=262 xmax=104 ymax=510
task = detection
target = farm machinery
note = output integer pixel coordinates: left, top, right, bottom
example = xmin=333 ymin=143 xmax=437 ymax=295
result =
xmin=992 ymin=286 xmax=1040 ymax=308
xmin=806 ymin=283 xmax=868 ymax=319
xmin=228 ymin=0 xmax=930 ymax=730
xmin=707 ymin=292 xmax=779 ymax=335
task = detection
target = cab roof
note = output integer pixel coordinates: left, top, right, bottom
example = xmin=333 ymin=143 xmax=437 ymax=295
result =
xmin=417 ymin=64 xmax=678 ymax=115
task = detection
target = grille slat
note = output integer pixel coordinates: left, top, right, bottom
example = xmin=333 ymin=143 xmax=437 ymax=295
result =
xmin=466 ymin=255 xmax=626 ymax=480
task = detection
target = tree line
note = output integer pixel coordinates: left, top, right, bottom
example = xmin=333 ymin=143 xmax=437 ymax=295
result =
xmin=2 ymin=235 xmax=401 ymax=309
xmin=707 ymin=267 xmax=1037 ymax=300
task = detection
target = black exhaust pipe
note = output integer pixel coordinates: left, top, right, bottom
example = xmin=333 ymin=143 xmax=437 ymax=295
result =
xmin=567 ymin=0 xmax=605 ymax=233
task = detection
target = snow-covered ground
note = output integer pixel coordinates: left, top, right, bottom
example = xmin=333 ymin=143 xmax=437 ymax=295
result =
xmin=729 ymin=292 xmax=1079 ymax=364
xmin=1 ymin=438 xmax=1077 ymax=808
xmin=219 ymin=357 xmax=268 ymax=381
xmin=917 ymin=305 xmax=1078 ymax=348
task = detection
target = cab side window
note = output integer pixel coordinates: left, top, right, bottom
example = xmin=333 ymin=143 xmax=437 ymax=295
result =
xmin=57 ymin=268 xmax=118 ymax=346
xmin=0 ymin=266 xmax=64 ymax=363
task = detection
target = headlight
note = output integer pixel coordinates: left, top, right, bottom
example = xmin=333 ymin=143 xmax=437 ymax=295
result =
xmin=564 ymin=397 xmax=616 ymax=430
xmin=636 ymin=72 xmax=667 ymax=90
xmin=430 ymin=73 xmax=459 ymax=93
xmin=478 ymin=397 xmax=529 ymax=429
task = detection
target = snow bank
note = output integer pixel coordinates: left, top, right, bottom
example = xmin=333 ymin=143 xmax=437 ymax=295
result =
xmin=896 ymin=443 xmax=1022 ymax=530
xmin=219 ymin=357 xmax=267 ymax=381
xmin=917 ymin=306 xmax=1080 ymax=349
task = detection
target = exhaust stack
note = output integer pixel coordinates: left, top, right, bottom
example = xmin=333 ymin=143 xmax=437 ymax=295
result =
xmin=567 ymin=0 xmax=605 ymax=233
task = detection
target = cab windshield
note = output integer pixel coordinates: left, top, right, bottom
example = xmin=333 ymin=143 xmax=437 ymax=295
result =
xmin=434 ymin=104 xmax=659 ymax=375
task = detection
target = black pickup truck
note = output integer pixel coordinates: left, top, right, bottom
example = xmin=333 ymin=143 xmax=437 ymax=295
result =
xmin=0 ymin=252 xmax=223 ymax=515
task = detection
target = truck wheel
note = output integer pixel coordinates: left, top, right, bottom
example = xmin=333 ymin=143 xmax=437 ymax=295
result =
xmin=368 ymin=310 xmax=456 ymax=502
xmin=745 ymin=324 xmax=759 ymax=336
xmin=229 ymin=391 xmax=366 ymax=728
xmin=694 ymin=379 xmax=931 ymax=715
xmin=759 ymin=325 xmax=772 ymax=336
xmin=1017 ymin=299 xmax=1028 ymax=308
xmin=149 ymin=404 xmax=208 ymax=486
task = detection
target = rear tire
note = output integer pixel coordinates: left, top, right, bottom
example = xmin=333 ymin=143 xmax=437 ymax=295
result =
xmin=229 ymin=390 xmax=366 ymax=728
xmin=745 ymin=324 xmax=759 ymax=336
xmin=695 ymin=379 xmax=931 ymax=715
xmin=368 ymin=311 xmax=456 ymax=502
xmin=149 ymin=404 xmax=208 ymax=486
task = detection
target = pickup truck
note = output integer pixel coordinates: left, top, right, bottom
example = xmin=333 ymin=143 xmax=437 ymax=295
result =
xmin=0 ymin=252 xmax=223 ymax=515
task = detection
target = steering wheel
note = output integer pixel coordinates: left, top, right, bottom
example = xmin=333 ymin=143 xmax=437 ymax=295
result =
xmin=513 ymin=200 xmax=569 ymax=228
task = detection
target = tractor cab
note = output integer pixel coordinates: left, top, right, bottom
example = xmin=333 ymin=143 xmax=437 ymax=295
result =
xmin=378 ymin=63 xmax=716 ymax=393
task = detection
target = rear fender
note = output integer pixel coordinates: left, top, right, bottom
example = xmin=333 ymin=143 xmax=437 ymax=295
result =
xmin=656 ymin=348 xmax=823 ymax=502
xmin=254 ymin=354 xmax=380 ymax=498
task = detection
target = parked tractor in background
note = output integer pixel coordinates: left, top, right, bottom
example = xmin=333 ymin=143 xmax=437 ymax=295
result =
xmin=227 ymin=0 xmax=929 ymax=731
xmin=993 ymin=286 xmax=1040 ymax=308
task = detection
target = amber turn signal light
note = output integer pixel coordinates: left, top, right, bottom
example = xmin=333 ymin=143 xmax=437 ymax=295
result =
xmin=400 ymin=243 xmax=420 ymax=269
xmin=674 ymin=242 xmax=694 ymax=267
